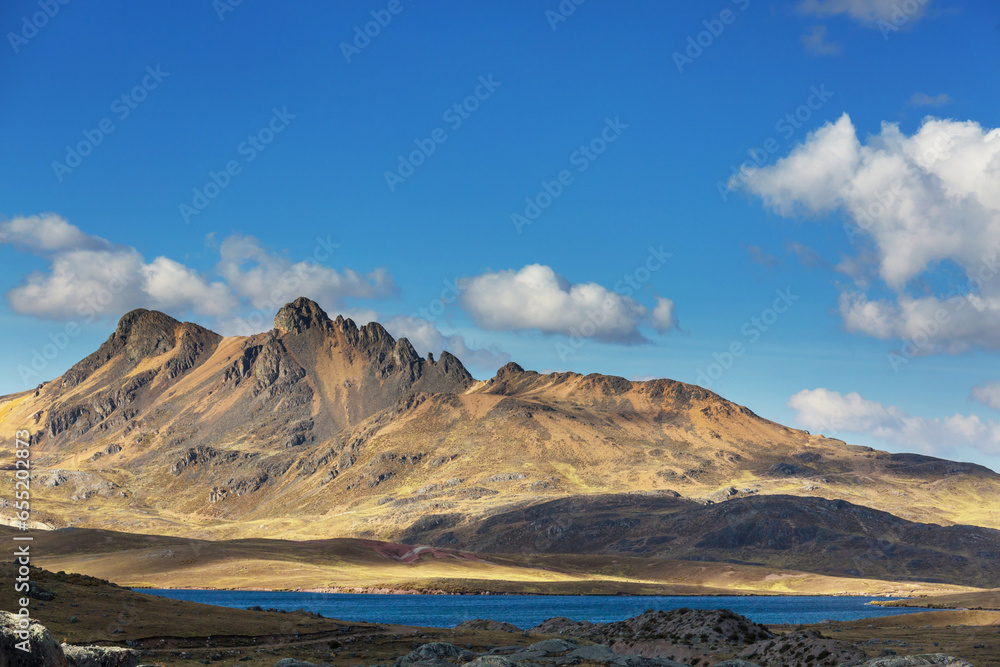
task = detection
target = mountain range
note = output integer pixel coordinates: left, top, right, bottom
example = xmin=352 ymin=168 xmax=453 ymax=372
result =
xmin=3 ymin=297 xmax=999 ymax=590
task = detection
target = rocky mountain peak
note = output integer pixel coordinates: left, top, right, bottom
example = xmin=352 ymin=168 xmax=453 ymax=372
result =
xmin=274 ymin=297 xmax=332 ymax=335
xmin=495 ymin=361 xmax=525 ymax=378
xmin=61 ymin=308 xmax=185 ymax=388
xmin=392 ymin=337 xmax=420 ymax=366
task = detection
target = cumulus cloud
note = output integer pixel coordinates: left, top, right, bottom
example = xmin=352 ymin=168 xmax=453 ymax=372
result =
xmin=2 ymin=216 xmax=237 ymax=319
xmin=741 ymin=113 xmax=1000 ymax=352
xmin=801 ymin=25 xmax=843 ymax=56
xmin=385 ymin=315 xmax=510 ymax=372
xmin=2 ymin=215 xmax=398 ymax=327
xmin=216 ymin=234 xmax=396 ymax=314
xmin=797 ymin=0 xmax=928 ymax=26
xmin=0 ymin=214 xmax=109 ymax=252
xmin=788 ymin=387 xmax=1000 ymax=458
xmin=972 ymin=382 xmax=1000 ymax=412
xmin=457 ymin=264 xmax=675 ymax=344
xmin=650 ymin=297 xmax=676 ymax=334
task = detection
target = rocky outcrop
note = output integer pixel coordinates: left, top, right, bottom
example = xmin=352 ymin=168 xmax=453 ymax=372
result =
xmin=62 ymin=643 xmax=141 ymax=666
xmin=454 ymin=619 xmax=522 ymax=633
xmin=736 ymin=628 xmax=866 ymax=666
xmin=850 ymin=654 xmax=974 ymax=666
xmin=0 ymin=610 xmax=65 ymax=666
xmin=275 ymin=297 xmax=333 ymax=335
xmin=61 ymin=309 xmax=219 ymax=389
xmin=0 ymin=611 xmax=139 ymax=667
xmin=386 ymin=638 xmax=687 ymax=667
xmin=528 ymin=609 xmax=772 ymax=666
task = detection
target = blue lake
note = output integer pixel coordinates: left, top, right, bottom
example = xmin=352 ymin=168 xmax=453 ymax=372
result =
xmin=135 ymin=590 xmax=935 ymax=627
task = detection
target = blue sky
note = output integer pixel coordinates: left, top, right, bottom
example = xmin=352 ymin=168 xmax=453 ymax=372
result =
xmin=3 ymin=1 xmax=1000 ymax=469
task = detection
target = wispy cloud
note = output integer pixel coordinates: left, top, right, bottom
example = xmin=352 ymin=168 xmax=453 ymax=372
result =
xmin=789 ymin=387 xmax=1000 ymax=459
xmin=801 ymin=25 xmax=843 ymax=55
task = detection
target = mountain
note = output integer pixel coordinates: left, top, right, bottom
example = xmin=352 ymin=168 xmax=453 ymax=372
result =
xmin=2 ymin=297 xmax=999 ymax=588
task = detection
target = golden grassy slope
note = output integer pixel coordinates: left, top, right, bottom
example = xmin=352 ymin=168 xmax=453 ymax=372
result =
xmin=4 ymin=525 xmax=976 ymax=597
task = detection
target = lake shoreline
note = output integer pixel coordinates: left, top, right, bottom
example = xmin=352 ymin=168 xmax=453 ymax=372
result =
xmin=133 ymin=584 xmax=920 ymax=599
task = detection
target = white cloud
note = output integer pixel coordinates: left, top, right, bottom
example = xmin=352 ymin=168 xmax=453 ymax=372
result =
xmin=216 ymin=235 xmax=396 ymax=313
xmin=385 ymin=315 xmax=510 ymax=372
xmin=972 ymin=382 xmax=1000 ymax=412
xmin=741 ymin=113 xmax=1000 ymax=352
xmin=797 ymin=0 xmax=928 ymax=26
xmin=142 ymin=257 xmax=236 ymax=317
xmin=908 ymin=92 xmax=951 ymax=107
xmin=801 ymin=25 xmax=843 ymax=56
xmin=3 ymin=222 xmax=236 ymax=320
xmin=0 ymin=214 xmax=108 ymax=252
xmin=2 ymin=217 xmax=398 ymax=327
xmin=650 ymin=297 xmax=676 ymax=334
xmin=788 ymin=387 xmax=1000 ymax=458
xmin=458 ymin=264 xmax=674 ymax=344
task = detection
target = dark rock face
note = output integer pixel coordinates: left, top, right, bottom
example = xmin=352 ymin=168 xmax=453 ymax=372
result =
xmin=62 ymin=309 xmax=219 ymax=388
xmin=274 ymin=296 xmax=332 ymax=335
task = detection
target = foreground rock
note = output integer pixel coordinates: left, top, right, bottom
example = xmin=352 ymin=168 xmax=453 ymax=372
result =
xmin=850 ymin=655 xmax=974 ymax=667
xmin=386 ymin=637 xmax=687 ymax=667
xmin=0 ymin=611 xmax=139 ymax=667
xmin=0 ymin=611 xmax=65 ymax=666
xmin=454 ymin=619 xmax=522 ymax=633
xmin=736 ymin=628 xmax=866 ymax=666
xmin=530 ymin=608 xmax=773 ymax=665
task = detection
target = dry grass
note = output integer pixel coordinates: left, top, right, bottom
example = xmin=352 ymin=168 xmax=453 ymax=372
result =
xmin=3 ymin=525 xmax=977 ymax=597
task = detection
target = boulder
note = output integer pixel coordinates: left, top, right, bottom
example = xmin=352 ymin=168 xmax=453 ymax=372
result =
xmin=849 ymin=655 xmax=974 ymax=667
xmin=461 ymin=658 xmax=515 ymax=667
xmin=395 ymin=642 xmax=478 ymax=666
xmin=526 ymin=639 xmax=580 ymax=654
xmin=63 ymin=644 xmax=140 ymax=667
xmin=0 ymin=610 xmax=66 ymax=667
